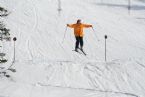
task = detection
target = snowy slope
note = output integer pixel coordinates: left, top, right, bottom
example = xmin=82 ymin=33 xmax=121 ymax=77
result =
xmin=0 ymin=0 xmax=145 ymax=97
xmin=1 ymin=0 xmax=145 ymax=61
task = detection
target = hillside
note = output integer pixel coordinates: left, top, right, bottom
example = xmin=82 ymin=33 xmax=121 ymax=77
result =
xmin=0 ymin=0 xmax=145 ymax=97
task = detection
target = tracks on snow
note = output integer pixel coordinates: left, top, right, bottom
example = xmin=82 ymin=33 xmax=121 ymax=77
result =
xmin=37 ymin=82 xmax=139 ymax=97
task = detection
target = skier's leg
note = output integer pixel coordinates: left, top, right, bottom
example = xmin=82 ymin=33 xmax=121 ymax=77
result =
xmin=80 ymin=37 xmax=83 ymax=50
xmin=75 ymin=36 xmax=79 ymax=51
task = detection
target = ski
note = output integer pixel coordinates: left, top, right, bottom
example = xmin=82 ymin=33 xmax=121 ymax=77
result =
xmin=72 ymin=49 xmax=87 ymax=56
xmin=78 ymin=48 xmax=87 ymax=56
xmin=72 ymin=50 xmax=82 ymax=54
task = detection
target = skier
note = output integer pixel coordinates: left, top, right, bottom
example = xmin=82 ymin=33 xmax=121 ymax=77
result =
xmin=67 ymin=19 xmax=92 ymax=52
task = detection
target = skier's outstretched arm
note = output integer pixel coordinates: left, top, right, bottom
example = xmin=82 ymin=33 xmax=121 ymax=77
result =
xmin=83 ymin=24 xmax=92 ymax=28
xmin=67 ymin=24 xmax=75 ymax=28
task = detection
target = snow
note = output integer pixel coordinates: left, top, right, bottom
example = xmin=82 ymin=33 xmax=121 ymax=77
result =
xmin=0 ymin=0 xmax=145 ymax=97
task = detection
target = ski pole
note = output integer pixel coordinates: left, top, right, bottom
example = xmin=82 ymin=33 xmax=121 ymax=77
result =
xmin=62 ymin=26 xmax=67 ymax=43
xmin=91 ymin=27 xmax=100 ymax=41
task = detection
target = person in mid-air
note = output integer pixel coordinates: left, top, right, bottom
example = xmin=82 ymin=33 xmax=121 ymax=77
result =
xmin=67 ymin=19 xmax=92 ymax=52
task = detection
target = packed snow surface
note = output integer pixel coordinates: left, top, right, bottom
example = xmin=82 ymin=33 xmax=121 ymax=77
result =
xmin=0 ymin=0 xmax=145 ymax=97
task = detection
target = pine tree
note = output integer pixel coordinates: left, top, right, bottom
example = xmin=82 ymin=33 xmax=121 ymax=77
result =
xmin=0 ymin=7 xmax=9 ymax=17
xmin=0 ymin=7 xmax=10 ymax=41
xmin=0 ymin=6 xmax=15 ymax=78
xmin=0 ymin=6 xmax=10 ymax=63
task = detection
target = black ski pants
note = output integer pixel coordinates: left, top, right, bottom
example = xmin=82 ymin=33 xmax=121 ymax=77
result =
xmin=75 ymin=36 xmax=83 ymax=49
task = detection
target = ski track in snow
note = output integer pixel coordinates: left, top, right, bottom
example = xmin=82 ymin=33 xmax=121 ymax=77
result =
xmin=136 ymin=61 xmax=145 ymax=69
xmin=37 ymin=82 xmax=139 ymax=97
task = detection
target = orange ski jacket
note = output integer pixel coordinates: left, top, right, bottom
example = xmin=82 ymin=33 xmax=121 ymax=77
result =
xmin=67 ymin=23 xmax=92 ymax=37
